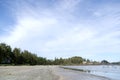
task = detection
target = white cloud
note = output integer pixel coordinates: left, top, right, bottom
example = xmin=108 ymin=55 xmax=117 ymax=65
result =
xmin=3 ymin=15 xmax=57 ymax=44
xmin=93 ymin=12 xmax=102 ymax=17
xmin=57 ymin=0 xmax=81 ymax=11
xmin=44 ymin=26 xmax=95 ymax=48
xmin=0 ymin=0 xmax=120 ymax=61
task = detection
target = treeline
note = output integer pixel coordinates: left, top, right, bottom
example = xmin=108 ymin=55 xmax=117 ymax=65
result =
xmin=0 ymin=43 xmax=50 ymax=65
xmin=0 ymin=43 xmax=96 ymax=65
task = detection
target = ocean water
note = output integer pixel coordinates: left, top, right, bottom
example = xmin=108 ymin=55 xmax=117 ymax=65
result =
xmin=64 ymin=65 xmax=120 ymax=80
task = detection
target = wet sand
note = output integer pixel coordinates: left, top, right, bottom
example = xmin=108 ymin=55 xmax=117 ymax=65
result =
xmin=0 ymin=66 xmax=112 ymax=80
xmin=55 ymin=67 xmax=112 ymax=80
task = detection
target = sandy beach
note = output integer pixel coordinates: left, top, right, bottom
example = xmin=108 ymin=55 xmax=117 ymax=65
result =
xmin=0 ymin=66 xmax=111 ymax=80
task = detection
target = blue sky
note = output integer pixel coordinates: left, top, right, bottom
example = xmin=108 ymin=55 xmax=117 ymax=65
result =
xmin=0 ymin=0 xmax=120 ymax=62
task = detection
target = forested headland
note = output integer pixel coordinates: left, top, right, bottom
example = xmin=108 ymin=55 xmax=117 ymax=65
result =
xmin=0 ymin=43 xmax=112 ymax=65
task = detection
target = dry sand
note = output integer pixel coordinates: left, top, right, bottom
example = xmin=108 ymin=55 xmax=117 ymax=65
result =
xmin=0 ymin=66 xmax=112 ymax=80
xmin=0 ymin=66 xmax=58 ymax=80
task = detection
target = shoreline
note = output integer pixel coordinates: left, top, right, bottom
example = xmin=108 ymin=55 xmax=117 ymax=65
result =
xmin=56 ymin=66 xmax=112 ymax=80
xmin=0 ymin=66 xmax=112 ymax=80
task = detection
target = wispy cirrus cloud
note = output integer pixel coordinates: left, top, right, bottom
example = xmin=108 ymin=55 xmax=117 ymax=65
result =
xmin=0 ymin=0 xmax=120 ymax=61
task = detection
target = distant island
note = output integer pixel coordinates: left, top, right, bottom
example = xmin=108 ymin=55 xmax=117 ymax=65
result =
xmin=0 ymin=43 xmax=119 ymax=65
